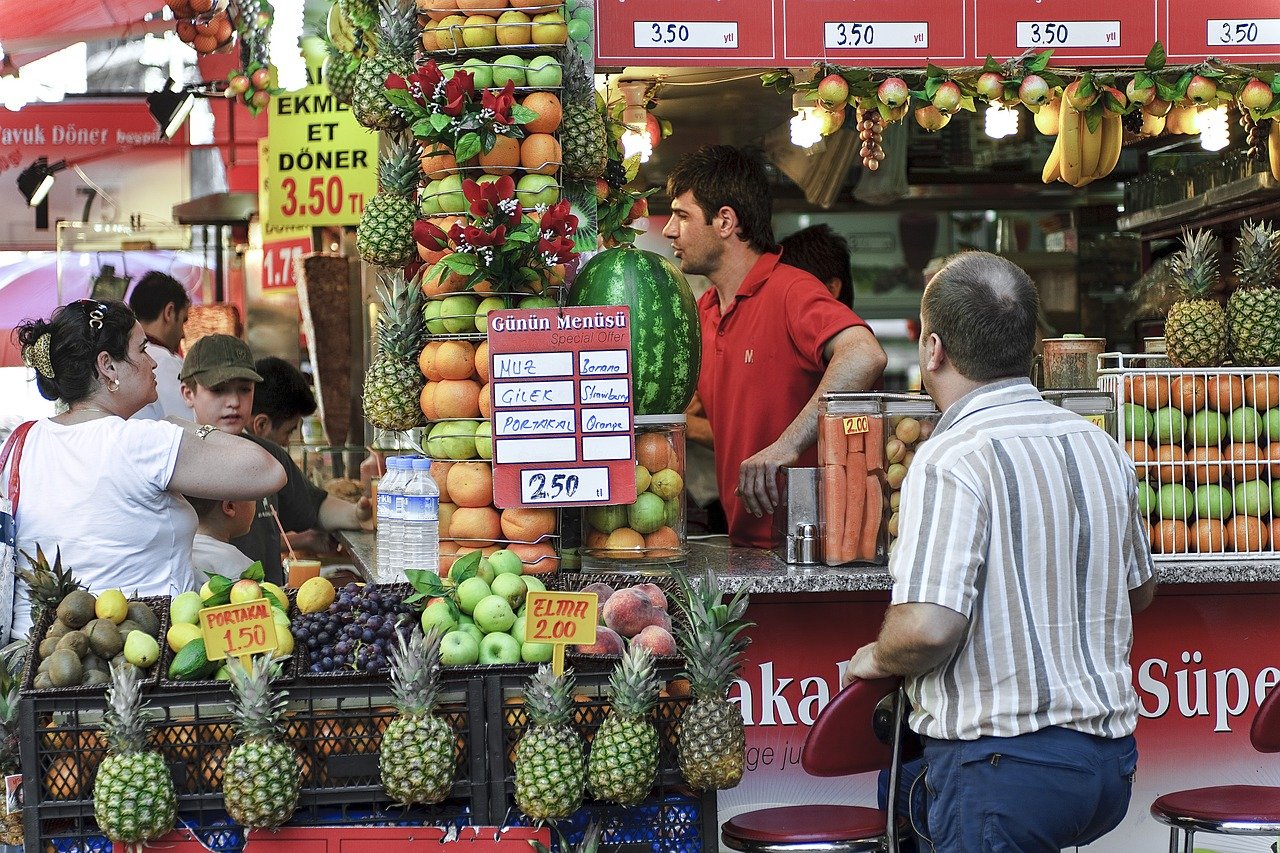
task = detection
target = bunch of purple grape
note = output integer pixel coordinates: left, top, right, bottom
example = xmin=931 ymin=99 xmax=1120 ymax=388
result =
xmin=292 ymin=583 xmax=416 ymax=674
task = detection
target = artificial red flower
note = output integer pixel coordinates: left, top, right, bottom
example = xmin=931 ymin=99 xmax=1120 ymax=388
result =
xmin=441 ymin=71 xmax=475 ymax=117
xmin=482 ymin=80 xmax=518 ymax=125
xmin=537 ymin=235 xmax=576 ymax=264
xmin=539 ymin=200 xmax=578 ymax=236
xmin=462 ymin=224 xmax=508 ymax=248
xmin=463 ymin=175 xmax=516 ymax=218
xmin=413 ymin=219 xmax=450 ymax=251
xmin=387 ymin=61 xmax=445 ymax=106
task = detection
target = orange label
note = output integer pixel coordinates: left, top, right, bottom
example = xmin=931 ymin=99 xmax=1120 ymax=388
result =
xmin=199 ymin=598 xmax=279 ymax=661
xmin=526 ymin=591 xmax=599 ymax=645
xmin=843 ymin=415 xmax=870 ymax=435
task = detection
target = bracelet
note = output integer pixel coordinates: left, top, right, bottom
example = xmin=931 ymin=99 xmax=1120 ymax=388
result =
xmin=195 ymin=424 xmax=217 ymax=440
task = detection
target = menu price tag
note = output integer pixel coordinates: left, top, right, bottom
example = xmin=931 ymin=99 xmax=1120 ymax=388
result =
xmin=1016 ymin=20 xmax=1120 ymax=48
xmin=823 ymin=22 xmax=929 ymax=49
xmin=975 ymin=0 xmax=1156 ymax=62
xmin=199 ymin=598 xmax=279 ymax=663
xmin=782 ymin=0 xmax=964 ymax=62
xmin=634 ymin=21 xmax=739 ymax=49
xmin=527 ymin=591 xmax=598 ymax=675
xmin=596 ymin=0 xmax=775 ymax=64
xmin=261 ymin=235 xmax=309 ymax=291
xmin=1209 ymin=19 xmax=1280 ymax=45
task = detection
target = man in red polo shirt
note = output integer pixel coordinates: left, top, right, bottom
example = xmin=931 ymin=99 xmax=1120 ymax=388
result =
xmin=662 ymin=145 xmax=887 ymax=548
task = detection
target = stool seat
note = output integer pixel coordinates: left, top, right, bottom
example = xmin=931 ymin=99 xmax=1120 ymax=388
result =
xmin=1152 ymin=786 xmax=1280 ymax=834
xmin=724 ymin=805 xmax=887 ymax=844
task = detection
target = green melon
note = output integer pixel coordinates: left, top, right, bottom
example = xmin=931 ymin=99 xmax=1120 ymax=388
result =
xmin=567 ymin=246 xmax=701 ymax=415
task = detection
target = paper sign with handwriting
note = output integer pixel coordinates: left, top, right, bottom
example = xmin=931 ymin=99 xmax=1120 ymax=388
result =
xmin=200 ymin=599 xmax=279 ymax=662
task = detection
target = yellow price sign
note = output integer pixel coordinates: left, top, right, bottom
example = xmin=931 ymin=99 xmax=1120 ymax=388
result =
xmin=527 ymin=591 xmax=598 ymax=675
xmin=199 ymin=598 xmax=279 ymax=663
xmin=843 ymin=415 xmax=870 ymax=435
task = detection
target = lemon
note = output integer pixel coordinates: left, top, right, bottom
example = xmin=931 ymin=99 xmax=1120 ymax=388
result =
xmin=296 ymin=576 xmax=336 ymax=614
xmin=95 ymin=589 xmax=129 ymax=624
xmin=262 ymin=582 xmax=290 ymax=611
xmin=167 ymin=622 xmax=204 ymax=653
xmin=274 ymin=627 xmax=295 ymax=656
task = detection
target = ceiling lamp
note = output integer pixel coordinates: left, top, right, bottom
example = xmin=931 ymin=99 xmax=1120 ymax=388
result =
xmin=147 ymin=80 xmax=196 ymax=139
xmin=790 ymin=93 xmax=823 ymax=149
xmin=984 ymin=104 xmax=1019 ymax=139
xmin=17 ymin=157 xmax=67 ymax=206
xmin=618 ymin=80 xmax=648 ymax=129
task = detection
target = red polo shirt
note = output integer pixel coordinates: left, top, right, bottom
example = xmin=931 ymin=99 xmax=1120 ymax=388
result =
xmin=698 ymin=251 xmax=869 ymax=549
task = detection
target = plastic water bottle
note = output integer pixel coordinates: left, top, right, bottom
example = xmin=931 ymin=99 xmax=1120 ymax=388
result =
xmin=375 ymin=457 xmax=406 ymax=581
xmin=401 ymin=457 xmax=440 ymax=578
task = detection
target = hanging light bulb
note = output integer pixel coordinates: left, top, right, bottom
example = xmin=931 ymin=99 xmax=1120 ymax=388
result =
xmin=1199 ymin=104 xmax=1230 ymax=151
xmin=269 ymin=0 xmax=307 ymax=92
xmin=621 ymin=127 xmax=653 ymax=163
xmin=618 ymin=80 xmax=649 ymax=129
xmin=789 ymin=92 xmax=823 ymax=149
xmin=984 ymin=104 xmax=1019 ymax=139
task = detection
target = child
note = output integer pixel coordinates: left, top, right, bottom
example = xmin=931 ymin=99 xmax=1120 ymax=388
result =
xmin=186 ymin=495 xmax=257 ymax=581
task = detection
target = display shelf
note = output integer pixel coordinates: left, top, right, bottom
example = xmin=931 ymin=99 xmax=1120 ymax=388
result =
xmin=1118 ymin=172 xmax=1280 ymax=239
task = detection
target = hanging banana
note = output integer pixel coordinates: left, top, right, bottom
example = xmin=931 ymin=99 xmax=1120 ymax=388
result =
xmin=1041 ymin=96 xmax=1123 ymax=187
xmin=1269 ymin=120 xmax=1280 ymax=182
xmin=1059 ymin=96 xmax=1084 ymax=186
xmin=1042 ymin=137 xmax=1062 ymax=183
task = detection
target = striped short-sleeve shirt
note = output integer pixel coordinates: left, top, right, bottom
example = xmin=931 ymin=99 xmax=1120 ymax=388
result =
xmin=890 ymin=379 xmax=1155 ymax=741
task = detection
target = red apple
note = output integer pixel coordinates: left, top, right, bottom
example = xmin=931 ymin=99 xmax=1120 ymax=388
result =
xmin=931 ymin=80 xmax=962 ymax=114
xmin=1143 ymin=97 xmax=1172 ymax=117
xmin=876 ymin=77 xmax=909 ymax=108
xmin=228 ymin=74 xmax=250 ymax=95
xmin=1064 ymin=80 xmax=1098 ymax=111
xmin=816 ymin=73 xmax=849 ymax=107
xmin=1102 ymin=86 xmax=1128 ymax=109
xmin=250 ymin=68 xmax=270 ymax=90
xmin=1019 ymin=74 xmax=1051 ymax=107
xmin=1240 ymin=78 xmax=1274 ymax=111
xmin=627 ymin=197 xmax=648 ymax=221
xmin=251 ymin=90 xmax=271 ymax=109
xmin=229 ymin=579 xmax=262 ymax=604
xmin=1186 ymin=74 xmax=1218 ymax=105
xmin=976 ymin=72 xmax=1005 ymax=102
xmin=1126 ymin=78 xmax=1155 ymax=106
xmin=914 ymin=104 xmax=951 ymax=132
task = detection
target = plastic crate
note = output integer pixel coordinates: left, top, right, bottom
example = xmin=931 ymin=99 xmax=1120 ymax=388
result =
xmin=1099 ymin=353 xmax=1280 ymax=560
xmin=505 ymin=793 xmax=714 ymax=853
xmin=21 ymin=595 xmax=169 ymax=695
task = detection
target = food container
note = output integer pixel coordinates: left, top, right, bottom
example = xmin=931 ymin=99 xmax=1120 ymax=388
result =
xmin=580 ymin=414 xmax=686 ymax=572
xmin=818 ymin=393 xmax=941 ymax=565
xmin=1038 ymin=336 xmax=1107 ymax=389
xmin=303 ymin=445 xmax=369 ymax=495
xmin=1042 ymin=389 xmax=1116 ymax=435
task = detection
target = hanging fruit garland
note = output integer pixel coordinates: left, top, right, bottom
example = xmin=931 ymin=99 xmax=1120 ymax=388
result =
xmin=164 ymin=0 xmax=277 ymax=115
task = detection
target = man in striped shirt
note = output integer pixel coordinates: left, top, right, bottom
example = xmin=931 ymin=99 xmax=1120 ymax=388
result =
xmin=844 ymin=251 xmax=1156 ymax=851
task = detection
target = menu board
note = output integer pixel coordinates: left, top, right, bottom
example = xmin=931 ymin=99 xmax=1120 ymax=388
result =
xmin=594 ymin=0 xmax=777 ymax=65
xmin=1165 ymin=0 xmax=1280 ymax=60
xmin=487 ymin=306 xmax=638 ymax=509
xmin=973 ymin=0 xmax=1159 ymax=63
xmin=781 ymin=0 xmax=967 ymax=63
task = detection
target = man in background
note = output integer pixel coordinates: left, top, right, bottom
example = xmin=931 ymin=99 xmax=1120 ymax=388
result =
xmin=779 ymin=224 xmax=853 ymax=304
xmin=250 ymin=356 xmax=318 ymax=447
xmin=663 ymin=145 xmax=886 ymax=548
xmin=130 ymin=272 xmax=191 ymax=420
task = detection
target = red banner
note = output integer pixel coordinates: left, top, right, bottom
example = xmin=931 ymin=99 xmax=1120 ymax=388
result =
xmin=972 ymin=0 xmax=1160 ymax=64
xmin=1165 ymin=0 xmax=1280 ymax=60
xmin=0 ymin=101 xmax=178 ymax=179
xmin=780 ymin=0 xmax=967 ymax=64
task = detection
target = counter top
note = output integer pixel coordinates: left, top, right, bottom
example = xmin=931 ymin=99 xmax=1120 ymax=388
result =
xmin=337 ymin=532 xmax=1280 ymax=594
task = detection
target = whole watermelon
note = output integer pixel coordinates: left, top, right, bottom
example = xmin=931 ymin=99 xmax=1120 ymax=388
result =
xmin=567 ymin=246 xmax=701 ymax=416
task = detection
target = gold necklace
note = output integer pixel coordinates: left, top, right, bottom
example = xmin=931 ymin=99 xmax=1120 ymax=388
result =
xmin=68 ymin=405 xmax=115 ymax=418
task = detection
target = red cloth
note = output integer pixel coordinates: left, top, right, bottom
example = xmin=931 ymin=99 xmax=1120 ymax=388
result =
xmin=697 ymin=252 xmax=869 ymax=549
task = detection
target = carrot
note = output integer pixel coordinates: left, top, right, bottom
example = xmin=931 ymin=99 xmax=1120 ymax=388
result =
xmin=857 ymin=473 xmax=884 ymax=561
xmin=821 ymin=464 xmax=846 ymax=564
xmin=845 ymin=420 xmax=867 ymax=454
xmin=842 ymin=451 xmax=868 ymax=562
xmin=819 ymin=415 xmax=847 ymax=467
xmin=864 ymin=415 xmax=886 ymax=474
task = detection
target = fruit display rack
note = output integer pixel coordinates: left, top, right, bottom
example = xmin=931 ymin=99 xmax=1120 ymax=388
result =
xmin=1099 ymin=353 xmax=1280 ymax=560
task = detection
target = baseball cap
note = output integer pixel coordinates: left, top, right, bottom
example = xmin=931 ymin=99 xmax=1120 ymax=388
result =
xmin=179 ymin=334 xmax=264 ymax=387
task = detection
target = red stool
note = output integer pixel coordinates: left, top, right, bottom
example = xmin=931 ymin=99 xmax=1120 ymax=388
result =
xmin=1150 ymin=683 xmax=1280 ymax=852
xmin=721 ymin=677 xmax=914 ymax=853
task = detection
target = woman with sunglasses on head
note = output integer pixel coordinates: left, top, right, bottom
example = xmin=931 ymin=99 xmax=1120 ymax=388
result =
xmin=1 ymin=300 xmax=286 ymax=641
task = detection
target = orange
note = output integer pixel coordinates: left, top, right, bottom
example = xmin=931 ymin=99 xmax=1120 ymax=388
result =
xmin=1270 ymin=519 xmax=1280 ymax=550
xmin=448 ymin=506 xmax=502 ymax=546
xmin=603 ymin=527 xmax=645 ymax=558
xmin=432 ymin=461 xmax=455 ymax=502
xmin=475 ymin=341 xmax=490 ymax=382
xmin=433 ymin=379 xmax=482 ymax=419
xmin=1187 ymin=446 xmax=1223 ymax=484
xmin=1227 ymin=515 xmax=1269 ymax=552
xmin=430 ymin=214 xmax=466 ymax=234
xmin=644 ymin=526 xmax=681 ymax=558
xmin=419 ymin=246 xmax=451 ymax=266
xmin=1151 ymin=519 xmax=1189 ymax=555
xmin=1152 ymin=444 xmax=1184 ymax=484
xmin=500 ymin=507 xmax=557 ymax=542
xmin=447 ymin=462 xmax=495 ymax=508
xmin=439 ymin=501 xmax=458 ymax=537
xmin=457 ymin=0 xmax=504 ymax=9
xmin=1123 ymin=374 xmax=1169 ymax=409
xmin=422 ymin=264 xmax=467 ymax=297
xmin=584 ymin=529 xmax=609 ymax=549
xmin=636 ymin=433 xmax=671 ymax=472
xmin=473 ymin=278 xmax=494 ymax=295
xmin=1125 ymin=440 xmax=1152 ymax=479
xmin=436 ymin=340 xmax=477 ymax=381
xmin=509 ymin=0 xmax=555 ymax=9
xmin=419 ymin=341 xmax=444 ymax=381
xmin=1206 ymin=375 xmax=1246 ymax=412
xmin=479 ymin=382 xmax=492 ymax=418
xmin=519 ymin=133 xmax=561 ymax=175
xmin=419 ymin=381 xmax=439 ymax=421
xmin=1192 ymin=519 xmax=1226 ymax=554
xmin=521 ymin=92 xmax=562 ymax=134
xmin=508 ymin=541 xmax=559 ymax=573
xmin=1226 ymin=442 xmax=1263 ymax=480
xmin=422 ymin=0 xmax=460 ymax=21
xmin=1245 ymin=374 xmax=1280 ymax=410
xmin=1267 ymin=441 xmax=1280 ymax=477
xmin=420 ymin=145 xmax=457 ymax=180
xmin=1169 ymin=375 xmax=1207 ymax=414
xmin=479 ymin=134 xmax=520 ymax=176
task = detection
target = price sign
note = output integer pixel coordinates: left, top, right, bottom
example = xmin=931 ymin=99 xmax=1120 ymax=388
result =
xmin=1210 ymin=19 xmax=1280 ymax=45
xmin=261 ymin=234 xmax=309 ymax=291
xmin=823 ymin=22 xmax=929 ymax=50
xmin=487 ymin=307 xmax=637 ymax=509
xmin=782 ymin=0 xmax=964 ymax=62
xmin=634 ymin=21 xmax=739 ymax=49
xmin=527 ymin=591 xmax=598 ymax=675
xmin=596 ymin=0 xmax=775 ymax=64
xmin=975 ymin=0 xmax=1157 ymax=62
xmin=1016 ymin=20 xmax=1120 ymax=48
xmin=1166 ymin=0 xmax=1280 ymax=57
xmin=199 ymin=598 xmax=279 ymax=663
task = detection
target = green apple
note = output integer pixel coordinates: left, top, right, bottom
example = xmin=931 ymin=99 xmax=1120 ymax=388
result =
xmin=463 ymin=59 xmax=493 ymax=88
xmin=457 ymin=623 xmax=484 ymax=646
xmin=525 ymin=55 xmax=562 ymax=88
xmin=489 ymin=548 xmax=523 ymax=575
xmin=491 ymin=54 xmax=527 ymax=87
xmin=476 ymin=296 xmax=507 ymax=332
xmin=1189 ymin=409 xmax=1227 ymax=446
xmin=1157 ymin=483 xmax=1193 ymax=521
xmin=437 ymin=174 xmax=466 ymax=214
xmin=1266 ymin=408 xmax=1280 ymax=442
xmin=1123 ymin=404 xmax=1153 ymax=441
xmin=424 ymin=299 xmax=447 ymax=335
xmin=510 ymin=613 xmax=527 ymax=643
xmin=479 ymin=631 xmax=521 ymax=664
xmin=1234 ymin=480 xmax=1271 ymax=517
xmin=628 ymin=492 xmax=667 ymax=534
xmin=1273 ymin=480 xmax=1280 ymax=515
xmin=1152 ymin=407 xmax=1185 ymax=444
xmin=422 ymin=599 xmax=460 ymax=634
xmin=475 ymin=556 xmax=496 ymax=585
xmin=521 ymin=574 xmax=546 ymax=593
xmin=170 ymin=591 xmax=204 ymax=626
xmin=1194 ymin=484 xmax=1232 ymax=521
xmin=456 ymin=576 xmax=492 ymax=615
xmin=519 ymin=295 xmax=557 ymax=309
xmin=522 ymin=641 xmax=554 ymax=663
xmin=1137 ymin=480 xmax=1157 ymax=516
xmin=439 ymin=629 xmax=480 ymax=666
xmin=586 ymin=504 xmax=628 ymax=533
xmin=1230 ymin=406 xmax=1263 ymax=443
xmin=441 ymin=294 xmax=481 ymax=334
xmin=515 ymin=173 xmax=559 ymax=208
xmin=491 ymin=572 xmax=528 ymax=611
xmin=475 ymin=421 xmax=493 ymax=459
xmin=474 ymin=594 xmax=517 ymax=633
xmin=426 ymin=420 xmax=479 ymax=460
xmin=567 ymin=16 xmax=591 ymax=41
xmin=420 ymin=181 xmax=442 ymax=216
xmin=439 ymin=62 xmax=460 ymax=80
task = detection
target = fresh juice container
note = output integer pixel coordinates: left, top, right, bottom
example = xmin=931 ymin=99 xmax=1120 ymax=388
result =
xmin=581 ymin=414 xmax=686 ymax=572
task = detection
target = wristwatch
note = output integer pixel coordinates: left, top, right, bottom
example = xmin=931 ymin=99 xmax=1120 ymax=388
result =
xmin=194 ymin=424 xmax=217 ymax=440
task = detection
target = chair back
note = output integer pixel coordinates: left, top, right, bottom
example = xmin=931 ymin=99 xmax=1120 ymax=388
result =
xmin=1250 ymin=682 xmax=1280 ymax=753
xmin=801 ymin=676 xmax=902 ymax=777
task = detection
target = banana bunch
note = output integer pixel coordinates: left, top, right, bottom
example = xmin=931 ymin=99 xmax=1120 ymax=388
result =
xmin=1042 ymin=95 xmax=1122 ymax=187
xmin=1270 ymin=120 xmax=1280 ymax=182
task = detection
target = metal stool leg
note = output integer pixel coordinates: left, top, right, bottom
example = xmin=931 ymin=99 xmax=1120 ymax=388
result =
xmin=1182 ymin=829 xmax=1195 ymax=853
xmin=1166 ymin=827 xmax=1178 ymax=853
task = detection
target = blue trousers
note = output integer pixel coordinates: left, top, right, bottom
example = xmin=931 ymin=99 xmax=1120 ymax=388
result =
xmin=880 ymin=727 xmax=1137 ymax=852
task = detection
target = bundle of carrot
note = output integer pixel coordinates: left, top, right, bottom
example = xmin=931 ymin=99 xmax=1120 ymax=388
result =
xmin=819 ymin=414 xmax=886 ymax=564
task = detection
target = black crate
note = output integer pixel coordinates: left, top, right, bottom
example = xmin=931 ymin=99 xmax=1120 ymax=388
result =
xmin=21 ymin=595 xmax=169 ymax=695
xmin=504 ymin=793 xmax=716 ymax=853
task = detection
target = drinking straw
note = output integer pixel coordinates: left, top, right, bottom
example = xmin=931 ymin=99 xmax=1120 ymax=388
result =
xmin=270 ymin=503 xmax=298 ymax=565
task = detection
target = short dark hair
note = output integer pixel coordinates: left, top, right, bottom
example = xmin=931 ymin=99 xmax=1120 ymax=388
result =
xmin=185 ymin=495 xmax=220 ymax=519
xmin=780 ymin=225 xmax=852 ymax=303
xmin=666 ymin=145 xmax=778 ymax=254
xmin=128 ymin=272 xmax=190 ymax=322
xmin=16 ymin=300 xmax=137 ymax=403
xmin=252 ymin=356 xmax=317 ymax=426
xmin=921 ymin=252 xmax=1039 ymax=382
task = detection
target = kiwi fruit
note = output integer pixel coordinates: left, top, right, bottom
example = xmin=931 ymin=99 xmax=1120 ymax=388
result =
xmin=82 ymin=669 xmax=110 ymax=687
xmin=86 ymin=620 xmax=124 ymax=659
xmin=55 ymin=590 xmax=97 ymax=629
xmin=55 ymin=631 xmax=90 ymax=658
xmin=47 ymin=649 xmax=84 ymax=688
xmin=38 ymin=636 xmax=59 ymax=660
xmin=37 ymin=655 xmax=52 ymax=674
xmin=126 ymin=602 xmax=160 ymax=637
xmin=33 ymin=672 xmax=53 ymax=690
xmin=82 ymin=653 xmax=108 ymax=674
xmin=45 ymin=620 xmax=71 ymax=640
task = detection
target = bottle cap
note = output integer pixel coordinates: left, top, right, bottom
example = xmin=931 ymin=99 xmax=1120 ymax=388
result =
xmin=413 ymin=457 xmax=434 ymax=470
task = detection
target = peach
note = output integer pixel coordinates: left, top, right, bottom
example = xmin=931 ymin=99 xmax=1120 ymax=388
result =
xmin=580 ymin=581 xmax=615 ymax=622
xmin=631 ymin=624 xmax=676 ymax=657
xmin=631 ymin=582 xmax=667 ymax=611
xmin=500 ymin=506 xmax=558 ymax=542
xmin=575 ymin=626 xmax=623 ymax=656
xmin=509 ymin=541 xmax=559 ymax=574
xmin=602 ymin=588 xmax=664 ymax=638
xmin=431 ymin=461 xmax=454 ymax=502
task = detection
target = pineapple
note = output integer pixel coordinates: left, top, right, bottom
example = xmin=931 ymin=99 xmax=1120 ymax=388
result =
xmin=560 ymin=50 xmax=606 ymax=180
xmin=323 ymin=40 xmax=360 ymax=106
xmin=588 ymin=645 xmax=661 ymax=805
xmin=514 ymin=665 xmax=586 ymax=821
xmin=362 ymin=270 xmax=427 ymax=431
xmin=358 ymin=135 xmax=421 ymax=267
xmin=92 ymin=662 xmax=177 ymax=845
xmin=352 ymin=0 xmax=415 ymax=131
xmin=673 ymin=567 xmax=752 ymax=791
xmin=380 ymin=628 xmax=456 ymax=804
xmin=17 ymin=544 xmax=82 ymax=627
xmin=1228 ymin=221 xmax=1280 ymax=366
xmin=1166 ymin=228 xmax=1228 ymax=369
xmin=0 ymin=666 xmax=23 ymax=846
xmin=223 ymin=655 xmax=300 ymax=829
